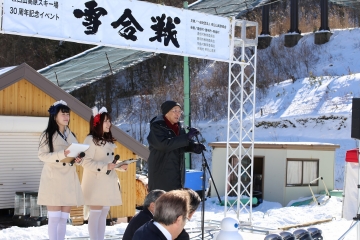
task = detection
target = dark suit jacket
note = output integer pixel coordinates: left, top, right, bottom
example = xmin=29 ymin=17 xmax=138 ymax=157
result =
xmin=132 ymin=220 xmax=167 ymax=240
xmin=123 ymin=208 xmax=153 ymax=240
xmin=174 ymin=229 xmax=189 ymax=240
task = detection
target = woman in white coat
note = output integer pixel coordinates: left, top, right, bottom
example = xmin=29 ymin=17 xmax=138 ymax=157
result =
xmin=81 ymin=107 xmax=128 ymax=240
xmin=38 ymin=100 xmax=84 ymax=240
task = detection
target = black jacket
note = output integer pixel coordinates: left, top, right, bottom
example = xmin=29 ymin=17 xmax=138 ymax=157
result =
xmin=174 ymin=229 xmax=189 ymax=240
xmin=147 ymin=115 xmax=195 ymax=192
xmin=123 ymin=208 xmax=153 ymax=240
xmin=132 ymin=220 xmax=167 ymax=240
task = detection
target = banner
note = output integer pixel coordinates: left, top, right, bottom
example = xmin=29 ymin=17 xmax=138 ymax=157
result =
xmin=1 ymin=0 xmax=231 ymax=61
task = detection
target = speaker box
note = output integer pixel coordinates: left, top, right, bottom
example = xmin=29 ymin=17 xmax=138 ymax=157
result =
xmin=351 ymin=98 xmax=360 ymax=139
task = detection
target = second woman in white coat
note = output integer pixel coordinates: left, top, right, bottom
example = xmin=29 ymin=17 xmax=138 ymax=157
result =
xmin=81 ymin=107 xmax=128 ymax=240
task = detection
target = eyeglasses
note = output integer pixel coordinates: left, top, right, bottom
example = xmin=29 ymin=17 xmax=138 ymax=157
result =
xmin=170 ymin=110 xmax=183 ymax=114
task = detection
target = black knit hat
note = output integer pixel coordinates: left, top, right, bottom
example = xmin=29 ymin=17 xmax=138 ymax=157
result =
xmin=161 ymin=100 xmax=181 ymax=115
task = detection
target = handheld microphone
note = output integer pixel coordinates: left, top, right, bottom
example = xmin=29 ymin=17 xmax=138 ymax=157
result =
xmin=106 ymin=154 xmax=120 ymax=175
xmin=186 ymin=126 xmax=201 ymax=138
xmin=70 ymin=152 xmax=85 ymax=166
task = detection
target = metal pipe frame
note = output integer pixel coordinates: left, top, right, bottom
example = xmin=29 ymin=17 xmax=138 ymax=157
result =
xmin=225 ymin=18 xmax=258 ymax=225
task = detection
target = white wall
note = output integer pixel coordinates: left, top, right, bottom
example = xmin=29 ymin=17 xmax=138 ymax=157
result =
xmin=210 ymin=147 xmax=228 ymax=198
xmin=255 ymin=148 xmax=286 ymax=205
xmin=284 ymin=149 xmax=335 ymax=206
xmin=210 ymin=143 xmax=336 ymax=206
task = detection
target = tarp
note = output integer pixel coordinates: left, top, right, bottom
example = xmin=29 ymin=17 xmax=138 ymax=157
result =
xmin=38 ymin=46 xmax=153 ymax=92
xmin=342 ymin=149 xmax=359 ymax=220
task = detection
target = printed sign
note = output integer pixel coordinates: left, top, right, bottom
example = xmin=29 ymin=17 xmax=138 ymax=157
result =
xmin=1 ymin=0 xmax=231 ymax=61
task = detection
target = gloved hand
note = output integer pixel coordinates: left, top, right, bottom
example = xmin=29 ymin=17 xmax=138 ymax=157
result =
xmin=193 ymin=143 xmax=206 ymax=154
xmin=187 ymin=127 xmax=200 ymax=140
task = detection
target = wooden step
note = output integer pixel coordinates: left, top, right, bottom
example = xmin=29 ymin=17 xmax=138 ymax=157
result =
xmin=70 ymin=206 xmax=84 ymax=226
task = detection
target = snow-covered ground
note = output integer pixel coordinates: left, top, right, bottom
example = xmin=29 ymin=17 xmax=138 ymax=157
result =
xmin=0 ymin=196 xmax=355 ymax=239
xmin=2 ymin=28 xmax=360 ymax=239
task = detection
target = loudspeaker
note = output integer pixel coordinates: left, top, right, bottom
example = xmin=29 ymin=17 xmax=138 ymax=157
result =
xmin=351 ymin=98 xmax=360 ymax=139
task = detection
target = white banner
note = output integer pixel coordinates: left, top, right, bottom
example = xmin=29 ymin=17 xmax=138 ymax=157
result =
xmin=1 ymin=0 xmax=231 ymax=61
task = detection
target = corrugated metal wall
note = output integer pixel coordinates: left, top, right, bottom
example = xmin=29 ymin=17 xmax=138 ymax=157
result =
xmin=0 ymin=132 xmax=42 ymax=209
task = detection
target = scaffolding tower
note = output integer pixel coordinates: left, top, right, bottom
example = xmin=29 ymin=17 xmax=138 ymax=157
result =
xmin=225 ymin=19 xmax=258 ymax=226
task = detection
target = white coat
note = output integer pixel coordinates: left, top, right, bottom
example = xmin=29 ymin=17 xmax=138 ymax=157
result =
xmin=81 ymin=135 xmax=123 ymax=206
xmin=37 ymin=128 xmax=84 ymax=206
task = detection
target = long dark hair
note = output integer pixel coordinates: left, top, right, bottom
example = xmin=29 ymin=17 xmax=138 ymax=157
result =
xmin=40 ymin=104 xmax=71 ymax=152
xmin=89 ymin=112 xmax=116 ymax=146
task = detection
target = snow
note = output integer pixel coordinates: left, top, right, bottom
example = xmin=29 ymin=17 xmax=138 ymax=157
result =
xmin=0 ymin=196 xmax=355 ymax=239
xmin=2 ymin=28 xmax=360 ymax=239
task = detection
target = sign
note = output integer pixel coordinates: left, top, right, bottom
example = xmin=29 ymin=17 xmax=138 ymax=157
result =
xmin=0 ymin=0 xmax=231 ymax=61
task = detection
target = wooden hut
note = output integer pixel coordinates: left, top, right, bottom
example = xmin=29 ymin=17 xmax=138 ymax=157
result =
xmin=0 ymin=63 xmax=150 ymax=224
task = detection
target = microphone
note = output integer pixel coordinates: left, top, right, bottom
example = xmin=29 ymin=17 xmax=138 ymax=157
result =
xmin=69 ymin=152 xmax=85 ymax=166
xmin=106 ymin=154 xmax=120 ymax=175
xmin=186 ymin=126 xmax=201 ymax=138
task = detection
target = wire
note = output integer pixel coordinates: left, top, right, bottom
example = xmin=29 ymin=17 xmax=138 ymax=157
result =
xmin=189 ymin=0 xmax=360 ymax=18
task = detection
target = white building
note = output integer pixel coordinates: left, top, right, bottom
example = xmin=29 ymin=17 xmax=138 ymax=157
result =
xmin=209 ymin=142 xmax=340 ymax=206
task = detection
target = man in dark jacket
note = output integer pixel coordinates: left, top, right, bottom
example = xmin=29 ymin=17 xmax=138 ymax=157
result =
xmin=122 ymin=189 xmax=165 ymax=240
xmin=133 ymin=190 xmax=189 ymax=240
xmin=147 ymin=100 xmax=205 ymax=192
xmin=175 ymin=188 xmax=201 ymax=240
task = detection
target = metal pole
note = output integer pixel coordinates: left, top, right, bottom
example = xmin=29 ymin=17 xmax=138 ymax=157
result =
xmin=289 ymin=0 xmax=300 ymax=33
xmin=183 ymin=1 xmax=191 ymax=169
xmin=319 ymin=0 xmax=330 ymax=31
xmin=260 ymin=4 xmax=270 ymax=35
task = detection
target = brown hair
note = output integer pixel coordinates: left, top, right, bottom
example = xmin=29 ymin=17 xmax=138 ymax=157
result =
xmin=89 ymin=112 xmax=116 ymax=146
xmin=183 ymin=188 xmax=201 ymax=214
xmin=153 ymin=190 xmax=188 ymax=226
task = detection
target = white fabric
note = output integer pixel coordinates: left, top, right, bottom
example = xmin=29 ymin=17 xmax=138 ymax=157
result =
xmin=83 ymin=205 xmax=90 ymax=221
xmin=287 ymin=161 xmax=302 ymax=184
xmin=153 ymin=221 xmax=172 ymax=240
xmin=303 ymin=161 xmax=317 ymax=184
xmin=53 ymin=100 xmax=67 ymax=106
xmin=88 ymin=210 xmax=102 ymax=240
xmin=48 ymin=211 xmax=61 ymax=240
xmin=343 ymin=162 xmax=359 ymax=220
xmin=287 ymin=161 xmax=318 ymax=185
xmin=97 ymin=206 xmax=110 ymax=240
xmin=2 ymin=1 xmax=231 ymax=61
xmin=57 ymin=212 xmax=70 ymax=240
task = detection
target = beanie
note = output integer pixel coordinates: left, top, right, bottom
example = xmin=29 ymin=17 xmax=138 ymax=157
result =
xmin=161 ymin=100 xmax=181 ymax=115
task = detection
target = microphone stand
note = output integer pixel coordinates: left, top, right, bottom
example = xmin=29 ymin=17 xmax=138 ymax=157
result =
xmin=194 ymin=134 xmax=221 ymax=240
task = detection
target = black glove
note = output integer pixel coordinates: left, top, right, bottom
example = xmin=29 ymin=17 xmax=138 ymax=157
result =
xmin=193 ymin=143 xmax=206 ymax=154
xmin=187 ymin=127 xmax=200 ymax=140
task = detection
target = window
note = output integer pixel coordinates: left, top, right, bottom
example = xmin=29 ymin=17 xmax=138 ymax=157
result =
xmin=286 ymin=159 xmax=319 ymax=186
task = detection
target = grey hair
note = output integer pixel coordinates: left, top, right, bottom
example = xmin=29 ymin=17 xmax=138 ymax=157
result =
xmin=153 ymin=190 xmax=189 ymax=225
xmin=143 ymin=189 xmax=166 ymax=209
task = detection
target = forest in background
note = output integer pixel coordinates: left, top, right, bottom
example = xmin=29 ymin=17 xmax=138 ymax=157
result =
xmin=1 ymin=0 xmax=360 ymax=140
